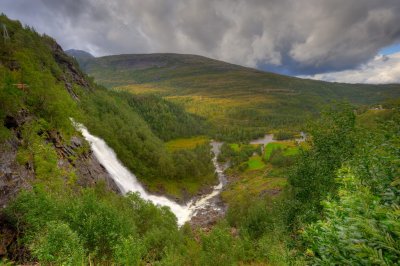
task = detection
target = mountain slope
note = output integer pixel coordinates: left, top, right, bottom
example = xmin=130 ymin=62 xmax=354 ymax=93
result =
xmin=73 ymin=52 xmax=400 ymax=140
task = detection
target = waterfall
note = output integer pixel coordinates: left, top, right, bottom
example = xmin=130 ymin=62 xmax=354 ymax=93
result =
xmin=73 ymin=121 xmax=226 ymax=226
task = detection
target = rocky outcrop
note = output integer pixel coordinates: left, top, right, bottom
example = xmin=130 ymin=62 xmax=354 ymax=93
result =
xmin=47 ymin=40 xmax=92 ymax=100
xmin=1 ymin=110 xmax=34 ymax=209
xmin=0 ymin=140 xmax=34 ymax=209
xmin=47 ymin=130 xmax=120 ymax=193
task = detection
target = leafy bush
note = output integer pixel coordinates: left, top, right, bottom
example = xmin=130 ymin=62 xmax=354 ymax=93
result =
xmin=287 ymin=103 xmax=356 ymax=225
xmin=301 ymin=109 xmax=400 ymax=264
xmin=199 ymin=223 xmax=244 ymax=265
xmin=4 ymin=185 xmax=182 ymax=264
xmin=113 ymin=236 xmax=144 ymax=266
xmin=30 ymin=221 xmax=85 ymax=265
xmin=269 ymin=148 xmax=294 ymax=167
xmin=303 ymin=168 xmax=400 ymax=264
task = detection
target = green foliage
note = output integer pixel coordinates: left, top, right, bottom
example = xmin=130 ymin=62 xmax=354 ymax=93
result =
xmin=269 ymin=148 xmax=294 ymax=167
xmin=5 ymin=185 xmax=183 ymax=264
xmin=296 ymin=105 xmax=400 ymax=264
xmin=199 ymin=222 xmax=244 ymax=266
xmin=303 ymin=168 xmax=400 ymax=264
xmin=0 ymin=15 xmax=79 ymax=138
xmin=30 ymin=221 xmax=85 ymax=265
xmin=123 ymin=92 xmax=208 ymax=141
xmin=113 ymin=236 xmax=144 ymax=265
xmin=172 ymin=143 xmax=214 ymax=181
xmin=166 ymin=136 xmax=208 ymax=151
xmin=218 ymin=143 xmax=260 ymax=167
xmin=247 ymin=155 xmax=265 ymax=170
xmin=80 ymin=88 xmax=175 ymax=180
xmin=287 ymin=103 xmax=356 ymax=225
xmin=264 ymin=142 xmax=286 ymax=161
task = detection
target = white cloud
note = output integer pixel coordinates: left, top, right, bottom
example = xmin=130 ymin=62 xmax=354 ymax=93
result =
xmin=299 ymin=52 xmax=400 ymax=84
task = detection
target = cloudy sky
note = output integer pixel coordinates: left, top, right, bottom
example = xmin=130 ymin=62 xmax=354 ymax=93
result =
xmin=1 ymin=0 xmax=400 ymax=83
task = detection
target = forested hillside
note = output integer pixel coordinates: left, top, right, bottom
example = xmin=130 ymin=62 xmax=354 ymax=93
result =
xmin=70 ymin=52 xmax=400 ymax=141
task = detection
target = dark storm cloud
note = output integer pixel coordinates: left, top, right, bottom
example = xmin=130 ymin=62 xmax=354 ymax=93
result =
xmin=1 ymin=0 xmax=400 ymax=74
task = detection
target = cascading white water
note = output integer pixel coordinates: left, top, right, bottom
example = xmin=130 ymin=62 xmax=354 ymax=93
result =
xmin=73 ymin=121 xmax=226 ymax=226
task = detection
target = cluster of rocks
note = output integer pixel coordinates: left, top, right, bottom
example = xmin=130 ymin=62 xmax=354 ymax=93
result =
xmin=190 ymin=204 xmax=226 ymax=229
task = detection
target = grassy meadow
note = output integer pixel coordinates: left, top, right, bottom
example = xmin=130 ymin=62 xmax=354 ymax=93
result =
xmin=165 ymin=136 xmax=209 ymax=151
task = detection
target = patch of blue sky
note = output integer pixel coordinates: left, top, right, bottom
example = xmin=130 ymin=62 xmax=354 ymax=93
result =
xmin=379 ymin=43 xmax=400 ymax=55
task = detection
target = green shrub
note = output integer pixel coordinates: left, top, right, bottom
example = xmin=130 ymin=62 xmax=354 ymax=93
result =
xmin=269 ymin=148 xmax=294 ymax=167
xmin=199 ymin=223 xmax=243 ymax=266
xmin=113 ymin=236 xmax=144 ymax=266
xmin=302 ymin=168 xmax=400 ymax=264
xmin=30 ymin=221 xmax=85 ymax=266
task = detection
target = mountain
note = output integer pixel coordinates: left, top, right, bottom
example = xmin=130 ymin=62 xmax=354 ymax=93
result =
xmin=65 ymin=49 xmax=95 ymax=68
xmin=72 ymin=52 xmax=400 ymax=140
xmin=65 ymin=49 xmax=94 ymax=60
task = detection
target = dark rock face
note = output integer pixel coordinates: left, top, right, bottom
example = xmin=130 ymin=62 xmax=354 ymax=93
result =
xmin=3 ymin=110 xmax=30 ymax=130
xmin=0 ymin=140 xmax=34 ymax=209
xmin=1 ymin=110 xmax=33 ymax=208
xmin=47 ymin=40 xmax=92 ymax=100
xmin=47 ymin=131 xmax=120 ymax=193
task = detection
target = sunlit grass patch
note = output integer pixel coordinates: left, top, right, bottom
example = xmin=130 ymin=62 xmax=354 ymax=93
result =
xmin=247 ymin=155 xmax=265 ymax=170
xmin=283 ymin=146 xmax=299 ymax=156
xmin=165 ymin=136 xmax=209 ymax=151
xmin=264 ymin=142 xmax=286 ymax=161
xmin=264 ymin=141 xmax=300 ymax=161
xmin=229 ymin=143 xmax=240 ymax=152
xmin=114 ymin=84 xmax=167 ymax=94
xmin=166 ymin=95 xmax=243 ymax=120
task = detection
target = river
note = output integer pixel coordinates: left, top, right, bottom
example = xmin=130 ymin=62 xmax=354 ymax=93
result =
xmin=74 ymin=122 xmax=228 ymax=226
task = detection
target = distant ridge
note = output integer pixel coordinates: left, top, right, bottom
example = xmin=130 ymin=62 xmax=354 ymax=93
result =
xmin=66 ymin=49 xmax=94 ymax=59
